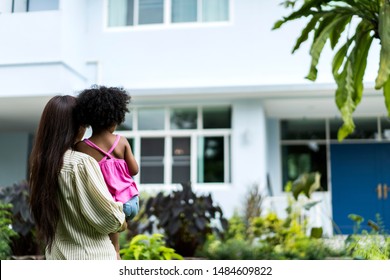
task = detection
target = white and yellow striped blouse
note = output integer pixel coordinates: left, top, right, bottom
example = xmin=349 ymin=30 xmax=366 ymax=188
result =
xmin=45 ymin=150 xmax=126 ymax=260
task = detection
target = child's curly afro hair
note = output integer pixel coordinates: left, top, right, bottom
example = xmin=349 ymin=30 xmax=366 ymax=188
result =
xmin=76 ymin=85 xmax=131 ymax=130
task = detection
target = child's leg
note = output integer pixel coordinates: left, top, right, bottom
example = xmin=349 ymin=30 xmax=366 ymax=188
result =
xmin=109 ymin=232 xmax=121 ymax=260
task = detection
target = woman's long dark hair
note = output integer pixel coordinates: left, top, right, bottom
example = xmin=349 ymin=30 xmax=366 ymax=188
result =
xmin=29 ymin=95 xmax=79 ymax=251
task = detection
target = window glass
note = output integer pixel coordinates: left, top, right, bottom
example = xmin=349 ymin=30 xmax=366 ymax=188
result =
xmin=13 ymin=0 xmax=27 ymax=12
xmin=198 ymin=136 xmax=224 ymax=183
xmin=117 ymin=112 xmax=133 ymax=131
xmin=170 ymin=108 xmax=197 ymax=129
xmin=203 ymin=107 xmax=231 ymax=129
xmin=172 ymin=137 xmax=191 ymax=183
xmin=281 ymin=144 xmax=328 ymax=191
xmin=140 ymin=138 xmax=164 ymax=183
xmin=202 ymin=0 xmax=228 ymax=22
xmin=127 ymin=138 xmax=134 ymax=153
xmin=108 ymin=0 xmax=133 ymax=27
xmin=381 ymin=117 xmax=390 ymax=140
xmin=281 ymin=119 xmax=326 ymax=140
xmin=139 ymin=0 xmax=164 ymax=25
xmin=172 ymin=0 xmax=197 ymax=23
xmin=28 ymin=0 xmax=59 ymax=11
xmin=138 ymin=108 xmax=165 ymax=130
xmin=0 ymin=0 xmax=13 ymax=13
xmin=330 ymin=117 xmax=378 ymax=139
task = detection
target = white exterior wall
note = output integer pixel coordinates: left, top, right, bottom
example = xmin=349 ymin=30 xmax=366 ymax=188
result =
xmin=0 ymin=1 xmax=88 ymax=97
xmin=228 ymin=99 xmax=266 ymax=216
xmin=0 ymin=132 xmax=29 ymax=187
xmin=0 ymin=0 xmax=384 ymax=231
xmin=85 ymin=0 xmax=338 ymax=89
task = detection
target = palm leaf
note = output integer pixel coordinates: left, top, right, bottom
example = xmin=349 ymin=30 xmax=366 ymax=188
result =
xmin=375 ymin=0 xmax=390 ymax=89
xmin=274 ymin=0 xmax=386 ymax=139
xmin=306 ymin=14 xmax=351 ymax=81
xmin=332 ymin=37 xmax=354 ymax=78
xmin=329 ymin=14 xmax=352 ymax=49
xmin=350 ymin=23 xmax=374 ymax=105
xmin=292 ymin=14 xmax=321 ymax=53
xmin=272 ymin=0 xmax=327 ymax=30
xmin=337 ymin=60 xmax=355 ymax=141
xmin=384 ymin=78 xmax=390 ymax=115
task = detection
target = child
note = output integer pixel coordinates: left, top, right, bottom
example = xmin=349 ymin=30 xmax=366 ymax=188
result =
xmin=75 ymin=85 xmax=139 ymax=260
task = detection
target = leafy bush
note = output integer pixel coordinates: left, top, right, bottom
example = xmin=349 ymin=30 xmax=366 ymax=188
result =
xmin=198 ymin=173 xmax=345 ymax=260
xmin=120 ymin=233 xmax=183 ymax=260
xmin=250 ymin=213 xmax=334 ymax=260
xmin=197 ymin=234 xmax=260 ymax=260
xmin=0 ymin=180 xmax=39 ymax=256
xmin=0 ymin=203 xmax=18 ymax=260
xmin=140 ymin=182 xmax=228 ymax=257
xmin=345 ymin=214 xmax=389 ymax=260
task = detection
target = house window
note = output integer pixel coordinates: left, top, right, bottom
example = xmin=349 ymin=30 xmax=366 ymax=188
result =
xmin=198 ymin=136 xmax=227 ymax=183
xmin=107 ymin=0 xmax=229 ymax=27
xmin=203 ymin=106 xmax=231 ymax=129
xmin=1 ymin=0 xmax=59 ymax=13
xmin=170 ymin=107 xmax=197 ymax=129
xmin=108 ymin=0 xmax=164 ymax=26
xmin=117 ymin=106 xmax=231 ymax=185
xmin=139 ymin=0 xmax=164 ymax=24
xmin=329 ymin=117 xmax=378 ymax=140
xmin=172 ymin=137 xmax=191 ymax=183
xmin=140 ymin=138 xmax=165 ymax=183
xmin=281 ymin=144 xmax=328 ymax=191
xmin=172 ymin=0 xmax=229 ymax=23
xmin=280 ymin=119 xmax=328 ymax=191
xmin=117 ymin=112 xmax=133 ymax=131
xmin=138 ymin=108 xmax=165 ymax=130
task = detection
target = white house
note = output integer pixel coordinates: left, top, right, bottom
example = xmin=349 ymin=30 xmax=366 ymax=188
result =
xmin=0 ymin=0 xmax=388 ymax=236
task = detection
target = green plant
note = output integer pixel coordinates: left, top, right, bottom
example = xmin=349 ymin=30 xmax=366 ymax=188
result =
xmin=0 ymin=203 xmax=18 ymax=260
xmin=244 ymin=184 xmax=263 ymax=228
xmin=345 ymin=213 xmax=389 ymax=259
xmin=120 ymin=233 xmax=183 ymax=260
xmin=140 ymin=182 xmax=228 ymax=257
xmin=197 ymin=176 xmax=342 ymax=260
xmin=0 ymin=180 xmax=39 ymax=256
xmin=273 ymin=0 xmax=390 ymax=140
xmin=247 ymin=172 xmax=339 ymax=259
xmin=197 ymin=234 xmax=261 ymax=260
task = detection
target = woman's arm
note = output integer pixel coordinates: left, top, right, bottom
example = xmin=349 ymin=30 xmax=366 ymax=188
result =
xmin=74 ymin=155 xmax=126 ymax=234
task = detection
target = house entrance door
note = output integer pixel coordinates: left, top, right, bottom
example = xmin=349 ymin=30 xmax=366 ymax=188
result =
xmin=330 ymin=143 xmax=390 ymax=234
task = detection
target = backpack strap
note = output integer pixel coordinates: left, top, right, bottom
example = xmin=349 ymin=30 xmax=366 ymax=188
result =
xmin=83 ymin=135 xmax=121 ymax=161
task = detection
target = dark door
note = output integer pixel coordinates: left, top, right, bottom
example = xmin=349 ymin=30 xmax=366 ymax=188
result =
xmin=330 ymin=143 xmax=390 ymax=234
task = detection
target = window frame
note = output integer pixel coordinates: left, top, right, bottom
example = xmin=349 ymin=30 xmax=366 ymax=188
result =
xmin=104 ymin=0 xmax=232 ymax=30
xmin=117 ymin=105 xmax=232 ymax=188
xmin=8 ymin=0 xmax=59 ymax=13
xmin=280 ymin=116 xmax=390 ymax=193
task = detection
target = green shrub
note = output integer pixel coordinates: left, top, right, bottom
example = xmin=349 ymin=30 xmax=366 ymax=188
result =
xmin=199 ymin=173 xmax=345 ymax=260
xmin=0 ymin=181 xmax=39 ymax=256
xmin=197 ymin=234 xmax=260 ymax=260
xmin=140 ymin=182 xmax=228 ymax=257
xmin=120 ymin=233 xmax=183 ymax=260
xmin=0 ymin=203 xmax=18 ymax=260
xmin=345 ymin=214 xmax=389 ymax=260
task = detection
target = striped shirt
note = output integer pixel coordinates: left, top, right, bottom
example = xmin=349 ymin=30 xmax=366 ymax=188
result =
xmin=45 ymin=150 xmax=126 ymax=260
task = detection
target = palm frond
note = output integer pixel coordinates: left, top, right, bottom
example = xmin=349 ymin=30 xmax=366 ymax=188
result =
xmin=375 ymin=0 xmax=390 ymax=89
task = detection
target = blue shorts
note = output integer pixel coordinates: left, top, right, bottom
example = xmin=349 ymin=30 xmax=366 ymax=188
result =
xmin=123 ymin=195 xmax=139 ymax=220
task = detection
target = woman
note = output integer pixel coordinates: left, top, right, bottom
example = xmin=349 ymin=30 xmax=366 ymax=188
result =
xmin=29 ymin=95 xmax=126 ymax=260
